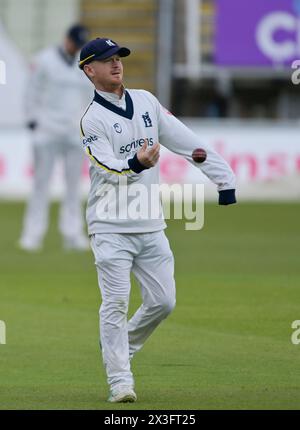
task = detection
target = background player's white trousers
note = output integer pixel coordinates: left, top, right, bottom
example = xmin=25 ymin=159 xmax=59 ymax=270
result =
xmin=20 ymin=140 xmax=85 ymax=244
xmin=90 ymin=231 xmax=176 ymax=390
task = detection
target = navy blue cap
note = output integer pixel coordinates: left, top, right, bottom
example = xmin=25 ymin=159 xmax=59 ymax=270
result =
xmin=79 ymin=38 xmax=130 ymax=69
xmin=67 ymin=24 xmax=89 ymax=48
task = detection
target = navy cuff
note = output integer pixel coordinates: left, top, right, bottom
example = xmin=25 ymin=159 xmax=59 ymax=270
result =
xmin=128 ymin=153 xmax=149 ymax=173
xmin=218 ymin=189 xmax=237 ymax=205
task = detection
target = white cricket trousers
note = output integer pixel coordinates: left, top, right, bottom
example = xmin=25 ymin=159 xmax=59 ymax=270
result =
xmin=21 ymin=140 xmax=85 ymax=243
xmin=90 ymin=230 xmax=176 ymax=390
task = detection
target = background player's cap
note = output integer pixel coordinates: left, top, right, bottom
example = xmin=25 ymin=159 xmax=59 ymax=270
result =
xmin=79 ymin=38 xmax=131 ymax=69
xmin=66 ymin=24 xmax=89 ymax=48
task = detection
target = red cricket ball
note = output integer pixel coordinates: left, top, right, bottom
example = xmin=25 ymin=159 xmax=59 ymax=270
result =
xmin=192 ymin=148 xmax=207 ymax=163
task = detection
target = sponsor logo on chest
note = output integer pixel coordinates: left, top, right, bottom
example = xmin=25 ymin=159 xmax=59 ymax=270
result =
xmin=120 ymin=137 xmax=154 ymax=154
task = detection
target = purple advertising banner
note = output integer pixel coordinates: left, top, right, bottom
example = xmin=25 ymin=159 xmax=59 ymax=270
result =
xmin=215 ymin=0 xmax=300 ymax=66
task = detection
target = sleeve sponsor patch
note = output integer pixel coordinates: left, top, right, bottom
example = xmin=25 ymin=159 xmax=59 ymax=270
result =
xmin=82 ymin=135 xmax=98 ymax=147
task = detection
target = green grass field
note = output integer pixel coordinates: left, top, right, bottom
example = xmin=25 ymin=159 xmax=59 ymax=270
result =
xmin=0 ymin=201 xmax=300 ymax=410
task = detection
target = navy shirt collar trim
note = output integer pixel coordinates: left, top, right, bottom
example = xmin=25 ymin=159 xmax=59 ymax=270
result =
xmin=93 ymin=90 xmax=134 ymax=120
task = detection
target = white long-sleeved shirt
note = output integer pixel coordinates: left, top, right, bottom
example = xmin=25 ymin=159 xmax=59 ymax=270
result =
xmin=25 ymin=46 xmax=92 ymax=144
xmin=81 ymin=88 xmax=236 ymax=234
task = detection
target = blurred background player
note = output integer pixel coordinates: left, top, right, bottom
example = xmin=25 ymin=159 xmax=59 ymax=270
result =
xmin=19 ymin=24 xmax=91 ymax=251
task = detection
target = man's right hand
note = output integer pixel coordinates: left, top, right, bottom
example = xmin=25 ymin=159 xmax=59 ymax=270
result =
xmin=137 ymin=141 xmax=160 ymax=168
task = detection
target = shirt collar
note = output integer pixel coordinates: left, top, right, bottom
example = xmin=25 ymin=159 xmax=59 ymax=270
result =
xmin=96 ymin=85 xmax=126 ymax=105
xmin=93 ymin=89 xmax=134 ymax=120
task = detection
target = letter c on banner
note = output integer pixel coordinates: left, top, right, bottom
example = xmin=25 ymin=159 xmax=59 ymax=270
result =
xmin=256 ymin=12 xmax=297 ymax=63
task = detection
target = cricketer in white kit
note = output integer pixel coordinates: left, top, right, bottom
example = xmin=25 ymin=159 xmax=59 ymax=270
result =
xmin=79 ymin=38 xmax=237 ymax=403
xmin=19 ymin=25 xmax=92 ymax=251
